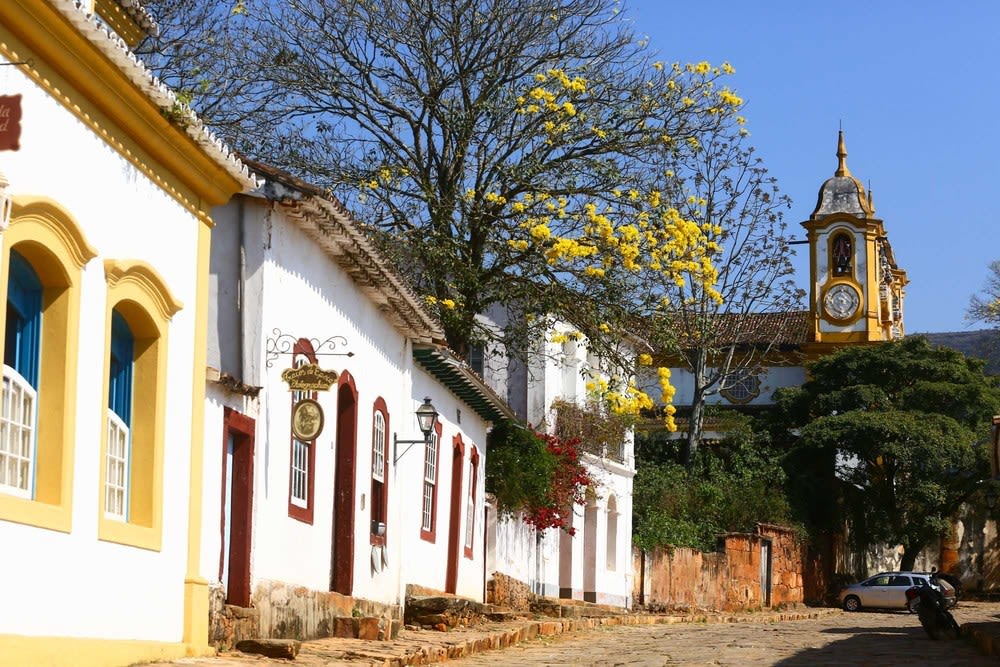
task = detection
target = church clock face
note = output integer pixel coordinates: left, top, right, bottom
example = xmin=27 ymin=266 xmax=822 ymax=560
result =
xmin=823 ymin=283 xmax=861 ymax=321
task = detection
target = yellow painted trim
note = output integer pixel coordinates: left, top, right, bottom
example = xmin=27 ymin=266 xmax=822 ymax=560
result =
xmin=104 ymin=259 xmax=184 ymax=321
xmin=183 ymin=219 xmax=212 ymax=652
xmin=97 ymin=262 xmax=178 ymax=552
xmin=9 ymin=197 xmax=99 ymax=268
xmin=93 ymin=0 xmax=145 ymax=47
xmin=0 ymin=633 xmax=213 ymax=667
xmin=0 ymin=198 xmax=93 ymax=532
xmin=0 ymin=6 xmax=248 ymax=219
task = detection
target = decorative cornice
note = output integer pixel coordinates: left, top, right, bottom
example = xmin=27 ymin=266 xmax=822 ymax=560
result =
xmin=11 ymin=195 xmax=97 ymax=268
xmin=104 ymin=258 xmax=183 ymax=320
xmin=0 ymin=1 xmax=255 ymax=211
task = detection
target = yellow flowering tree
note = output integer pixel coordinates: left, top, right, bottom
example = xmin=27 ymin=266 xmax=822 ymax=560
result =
xmin=641 ymin=126 xmax=805 ymax=464
xmin=143 ymin=0 xmax=741 ymax=415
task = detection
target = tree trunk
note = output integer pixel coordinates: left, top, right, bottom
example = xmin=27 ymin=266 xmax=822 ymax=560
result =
xmin=900 ymin=547 xmax=918 ymax=572
xmin=682 ymin=349 xmax=709 ymax=467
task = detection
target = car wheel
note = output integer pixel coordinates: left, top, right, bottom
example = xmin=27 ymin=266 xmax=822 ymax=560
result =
xmin=843 ymin=596 xmax=861 ymax=612
xmin=908 ymin=598 xmax=920 ymax=614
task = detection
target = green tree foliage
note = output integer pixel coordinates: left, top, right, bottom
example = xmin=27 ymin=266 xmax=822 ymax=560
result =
xmin=485 ymin=420 xmax=591 ymax=534
xmin=633 ymin=415 xmax=794 ymax=551
xmin=771 ymin=336 xmax=1000 ymax=571
xmin=138 ymin=0 xmax=746 ymax=372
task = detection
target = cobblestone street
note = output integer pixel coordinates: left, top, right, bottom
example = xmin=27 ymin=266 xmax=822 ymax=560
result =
xmin=148 ymin=602 xmax=1000 ymax=667
xmin=448 ymin=605 xmax=1000 ymax=666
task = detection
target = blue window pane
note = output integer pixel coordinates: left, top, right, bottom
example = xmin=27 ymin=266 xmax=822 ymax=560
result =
xmin=109 ymin=310 xmax=133 ymax=426
xmin=5 ymin=249 xmax=41 ymax=387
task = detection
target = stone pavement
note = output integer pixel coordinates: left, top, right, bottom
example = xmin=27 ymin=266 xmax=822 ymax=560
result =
xmin=143 ymin=602 xmax=1000 ymax=667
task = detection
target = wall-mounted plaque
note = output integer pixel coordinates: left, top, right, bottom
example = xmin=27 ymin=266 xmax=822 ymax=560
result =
xmin=291 ymin=398 xmax=324 ymax=441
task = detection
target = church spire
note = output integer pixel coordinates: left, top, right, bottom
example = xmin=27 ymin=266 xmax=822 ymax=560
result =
xmin=835 ymin=130 xmax=851 ymax=177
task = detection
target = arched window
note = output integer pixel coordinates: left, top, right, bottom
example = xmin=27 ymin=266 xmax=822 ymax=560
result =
xmin=99 ymin=259 xmax=181 ymax=550
xmin=831 ymin=232 xmax=853 ymax=276
xmin=104 ymin=310 xmax=134 ymax=519
xmin=288 ymin=342 xmax=318 ymax=523
xmin=370 ymin=398 xmax=389 ymax=545
xmin=606 ymin=495 xmax=618 ymax=571
xmin=420 ymin=419 xmax=442 ymax=542
xmin=0 ymin=198 xmax=96 ymax=533
xmin=1 ymin=250 xmax=41 ymax=498
xmin=464 ymin=446 xmax=480 ymax=559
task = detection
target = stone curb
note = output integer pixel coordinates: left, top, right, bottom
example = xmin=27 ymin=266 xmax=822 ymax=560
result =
xmin=315 ymin=608 xmax=842 ymax=666
xmin=961 ymin=621 xmax=1000 ymax=658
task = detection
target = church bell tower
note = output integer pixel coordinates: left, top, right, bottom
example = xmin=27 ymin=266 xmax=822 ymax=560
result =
xmin=802 ymin=132 xmax=908 ymax=347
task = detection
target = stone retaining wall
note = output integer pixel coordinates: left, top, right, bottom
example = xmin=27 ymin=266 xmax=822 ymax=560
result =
xmin=634 ymin=523 xmax=805 ymax=612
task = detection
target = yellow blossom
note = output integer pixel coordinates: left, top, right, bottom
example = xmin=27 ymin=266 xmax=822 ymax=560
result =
xmin=638 ymin=353 xmax=653 ymax=366
xmin=440 ymin=299 xmax=456 ymax=309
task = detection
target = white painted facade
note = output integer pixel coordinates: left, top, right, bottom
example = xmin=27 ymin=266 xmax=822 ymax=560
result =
xmin=648 ymin=364 xmax=808 ymax=408
xmin=0 ymin=16 xmax=250 ymax=651
xmin=201 ymin=177 xmax=504 ymax=638
xmin=483 ymin=317 xmax=637 ymax=607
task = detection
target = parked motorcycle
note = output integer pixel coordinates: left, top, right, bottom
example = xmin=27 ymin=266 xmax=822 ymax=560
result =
xmin=905 ymin=581 xmax=960 ymax=640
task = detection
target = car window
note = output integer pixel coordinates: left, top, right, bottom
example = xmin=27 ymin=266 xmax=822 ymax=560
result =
xmin=937 ymin=580 xmax=956 ymax=594
xmin=889 ymin=576 xmax=911 ymax=586
xmin=866 ymin=575 xmax=892 ymax=586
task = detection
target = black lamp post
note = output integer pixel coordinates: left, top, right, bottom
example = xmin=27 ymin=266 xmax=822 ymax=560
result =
xmin=393 ymin=397 xmax=438 ymax=464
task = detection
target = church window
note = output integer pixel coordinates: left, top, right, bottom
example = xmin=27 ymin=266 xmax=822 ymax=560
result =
xmin=720 ymin=369 xmax=761 ymax=404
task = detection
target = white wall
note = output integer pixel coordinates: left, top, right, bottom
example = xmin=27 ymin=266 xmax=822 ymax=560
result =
xmin=201 ymin=194 xmax=493 ymax=608
xmin=648 ymin=364 xmax=807 ymax=408
xmin=0 ymin=58 xmax=201 ymax=640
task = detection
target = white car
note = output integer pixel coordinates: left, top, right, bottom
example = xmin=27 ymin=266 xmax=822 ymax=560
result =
xmin=838 ymin=572 xmax=957 ymax=612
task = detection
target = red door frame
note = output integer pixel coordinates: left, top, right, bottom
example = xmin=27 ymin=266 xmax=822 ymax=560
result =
xmin=331 ymin=371 xmax=358 ymax=595
xmin=445 ymin=434 xmax=465 ymax=594
xmin=220 ymin=407 xmax=255 ymax=607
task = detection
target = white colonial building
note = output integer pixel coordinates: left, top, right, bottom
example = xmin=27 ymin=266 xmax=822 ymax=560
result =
xmin=0 ymin=1 xmax=253 ymax=665
xmin=482 ymin=315 xmax=636 ymax=608
xmin=201 ymin=162 xmax=513 ymax=643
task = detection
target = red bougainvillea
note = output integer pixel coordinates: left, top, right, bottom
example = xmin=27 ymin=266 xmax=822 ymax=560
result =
xmin=523 ymin=432 xmax=593 ymax=535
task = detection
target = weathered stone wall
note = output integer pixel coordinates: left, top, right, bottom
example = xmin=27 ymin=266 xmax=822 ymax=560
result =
xmin=759 ymin=524 xmax=805 ymax=606
xmin=226 ymin=579 xmax=402 ymax=642
xmin=633 ymin=524 xmax=806 ymax=612
xmin=487 ymin=571 xmax=535 ymax=611
xmin=209 ymin=584 xmax=260 ymax=650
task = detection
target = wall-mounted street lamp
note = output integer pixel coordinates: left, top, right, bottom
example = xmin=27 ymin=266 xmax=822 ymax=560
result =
xmin=393 ymin=397 xmax=438 ymax=465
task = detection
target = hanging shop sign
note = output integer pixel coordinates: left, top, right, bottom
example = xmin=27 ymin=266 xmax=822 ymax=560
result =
xmin=0 ymin=95 xmax=22 ymax=151
xmin=291 ymin=398 xmax=324 ymax=441
xmin=281 ymin=362 xmax=339 ymax=392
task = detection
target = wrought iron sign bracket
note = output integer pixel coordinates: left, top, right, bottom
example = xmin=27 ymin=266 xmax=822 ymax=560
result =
xmin=265 ymin=329 xmax=354 ymax=368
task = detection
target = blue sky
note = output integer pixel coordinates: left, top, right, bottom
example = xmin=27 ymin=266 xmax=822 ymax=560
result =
xmin=625 ymin=0 xmax=999 ymax=333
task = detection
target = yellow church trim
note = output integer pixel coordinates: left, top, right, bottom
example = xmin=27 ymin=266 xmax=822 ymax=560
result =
xmin=97 ymin=260 xmax=180 ymax=552
xmin=0 ymin=3 xmax=247 ymax=222
xmin=0 ymin=196 xmax=95 ymax=533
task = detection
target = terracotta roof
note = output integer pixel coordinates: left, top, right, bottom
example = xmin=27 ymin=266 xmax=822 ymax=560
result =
xmin=672 ymin=310 xmax=812 ymax=348
xmin=46 ymin=0 xmax=254 ymax=188
xmin=246 ymin=161 xmax=447 ymax=346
